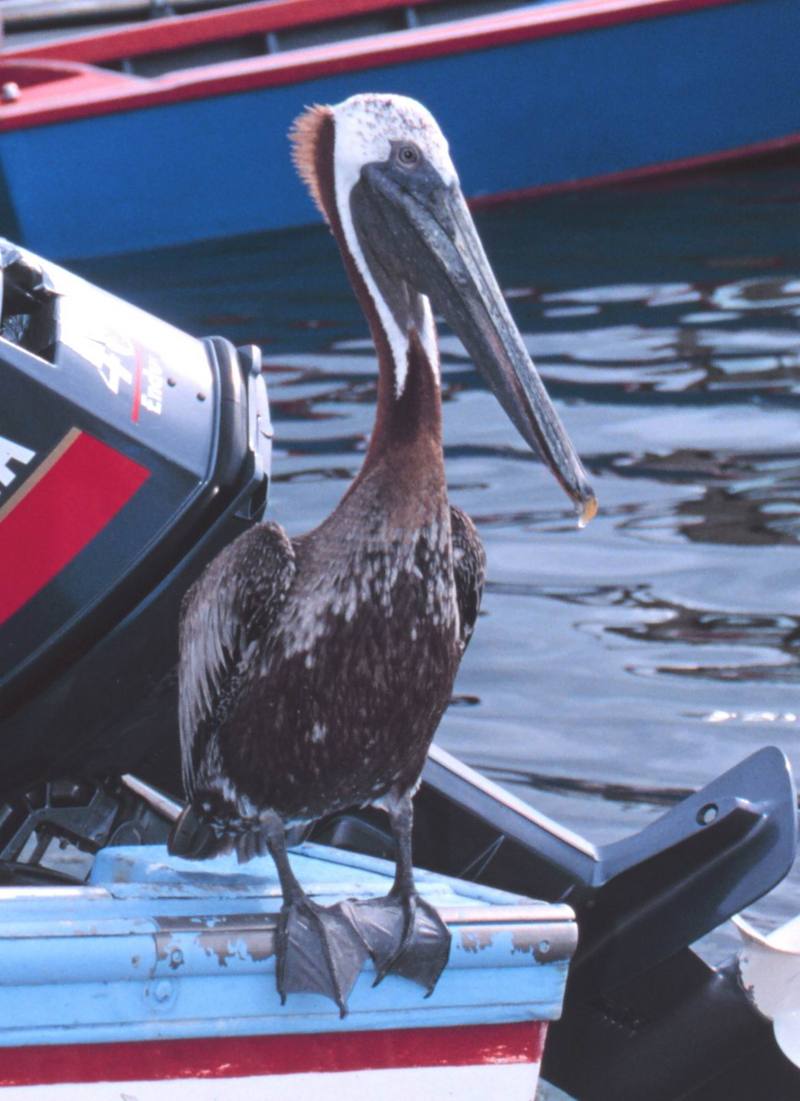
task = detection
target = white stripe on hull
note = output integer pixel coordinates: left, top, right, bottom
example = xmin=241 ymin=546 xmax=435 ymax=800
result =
xmin=3 ymin=1061 xmax=541 ymax=1100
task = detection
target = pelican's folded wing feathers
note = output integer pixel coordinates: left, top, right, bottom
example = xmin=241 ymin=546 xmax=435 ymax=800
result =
xmin=450 ymin=505 xmax=486 ymax=654
xmin=178 ymin=521 xmax=296 ymax=798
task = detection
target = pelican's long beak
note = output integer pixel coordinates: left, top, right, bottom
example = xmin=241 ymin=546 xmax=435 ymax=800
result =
xmin=359 ymin=163 xmax=598 ymax=525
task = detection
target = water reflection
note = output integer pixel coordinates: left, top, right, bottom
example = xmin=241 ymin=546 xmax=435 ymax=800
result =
xmin=611 ymin=592 xmax=800 ymax=683
xmin=611 ymin=449 xmax=800 ymax=546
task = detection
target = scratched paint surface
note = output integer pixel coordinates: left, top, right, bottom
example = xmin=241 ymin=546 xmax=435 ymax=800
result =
xmin=78 ymin=152 xmax=800 ymax=955
xmin=0 ymin=844 xmax=573 ymax=1048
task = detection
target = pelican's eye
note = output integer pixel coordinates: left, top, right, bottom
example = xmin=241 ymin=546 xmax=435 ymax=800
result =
xmin=396 ymin=143 xmax=421 ymax=169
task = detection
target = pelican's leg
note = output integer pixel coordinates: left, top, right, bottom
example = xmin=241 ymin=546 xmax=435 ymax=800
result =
xmin=261 ymin=811 xmax=369 ymax=1017
xmin=342 ymin=789 xmax=451 ymax=994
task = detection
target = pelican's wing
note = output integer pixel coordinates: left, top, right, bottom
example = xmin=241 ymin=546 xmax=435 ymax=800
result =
xmin=450 ymin=505 xmax=486 ymax=653
xmin=178 ymin=521 xmax=296 ymax=798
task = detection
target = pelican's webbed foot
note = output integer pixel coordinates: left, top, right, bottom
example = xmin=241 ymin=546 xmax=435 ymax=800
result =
xmin=342 ymin=889 xmax=451 ymax=993
xmin=340 ymin=787 xmax=451 ymax=995
xmin=276 ymin=894 xmax=370 ymax=1016
xmin=260 ymin=810 xmax=369 ymax=1017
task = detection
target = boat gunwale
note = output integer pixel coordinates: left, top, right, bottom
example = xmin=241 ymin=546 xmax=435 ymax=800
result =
xmin=1 ymin=0 xmax=745 ymax=65
xmin=0 ymin=885 xmax=576 ymax=929
xmin=0 ymin=0 xmax=762 ymax=132
xmin=2 ymin=0 xmax=449 ymax=63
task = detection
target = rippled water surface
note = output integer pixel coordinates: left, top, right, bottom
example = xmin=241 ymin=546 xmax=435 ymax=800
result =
xmin=81 ymin=154 xmax=800 ymax=944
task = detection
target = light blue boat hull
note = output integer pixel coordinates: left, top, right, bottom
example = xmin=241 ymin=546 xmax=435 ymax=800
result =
xmin=0 ymin=842 xmax=575 ymax=1047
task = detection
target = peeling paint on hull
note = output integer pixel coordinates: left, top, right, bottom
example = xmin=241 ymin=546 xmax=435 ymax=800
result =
xmin=0 ymin=843 xmax=574 ymax=1095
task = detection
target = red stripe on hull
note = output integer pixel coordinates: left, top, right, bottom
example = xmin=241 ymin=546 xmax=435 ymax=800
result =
xmin=0 ymin=430 xmax=149 ymax=624
xmin=0 ymin=1022 xmax=545 ymax=1087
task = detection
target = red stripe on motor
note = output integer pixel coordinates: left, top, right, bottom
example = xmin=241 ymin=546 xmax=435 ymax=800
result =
xmin=0 ymin=1022 xmax=545 ymax=1086
xmin=0 ymin=431 xmax=149 ymax=625
xmin=131 ymin=344 xmax=145 ymax=423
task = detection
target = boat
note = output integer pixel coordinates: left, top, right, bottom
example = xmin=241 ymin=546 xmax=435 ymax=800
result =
xmin=736 ymin=913 xmax=800 ymax=1076
xmin=0 ymin=838 xmax=575 ymax=1098
xmin=1 ymin=0 xmax=798 ymax=260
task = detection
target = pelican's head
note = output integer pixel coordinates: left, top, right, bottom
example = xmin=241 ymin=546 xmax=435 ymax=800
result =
xmin=291 ymin=93 xmax=597 ymax=525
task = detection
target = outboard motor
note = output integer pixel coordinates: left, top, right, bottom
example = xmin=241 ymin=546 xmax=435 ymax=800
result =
xmin=0 ymin=241 xmax=272 ymax=811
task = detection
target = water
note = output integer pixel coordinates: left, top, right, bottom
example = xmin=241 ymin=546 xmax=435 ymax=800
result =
xmin=79 ymin=153 xmax=800 ymax=952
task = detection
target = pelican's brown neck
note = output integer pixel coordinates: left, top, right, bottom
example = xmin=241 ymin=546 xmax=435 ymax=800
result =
xmin=290 ymin=106 xmax=443 ymax=472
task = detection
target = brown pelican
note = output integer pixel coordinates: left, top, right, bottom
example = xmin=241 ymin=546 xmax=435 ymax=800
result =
xmin=169 ymin=93 xmax=596 ymax=1015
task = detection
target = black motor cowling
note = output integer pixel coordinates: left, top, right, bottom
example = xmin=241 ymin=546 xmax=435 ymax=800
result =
xmin=0 ymin=240 xmax=272 ymax=796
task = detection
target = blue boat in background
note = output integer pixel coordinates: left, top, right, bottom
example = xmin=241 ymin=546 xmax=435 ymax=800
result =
xmin=0 ymin=0 xmax=798 ymax=260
